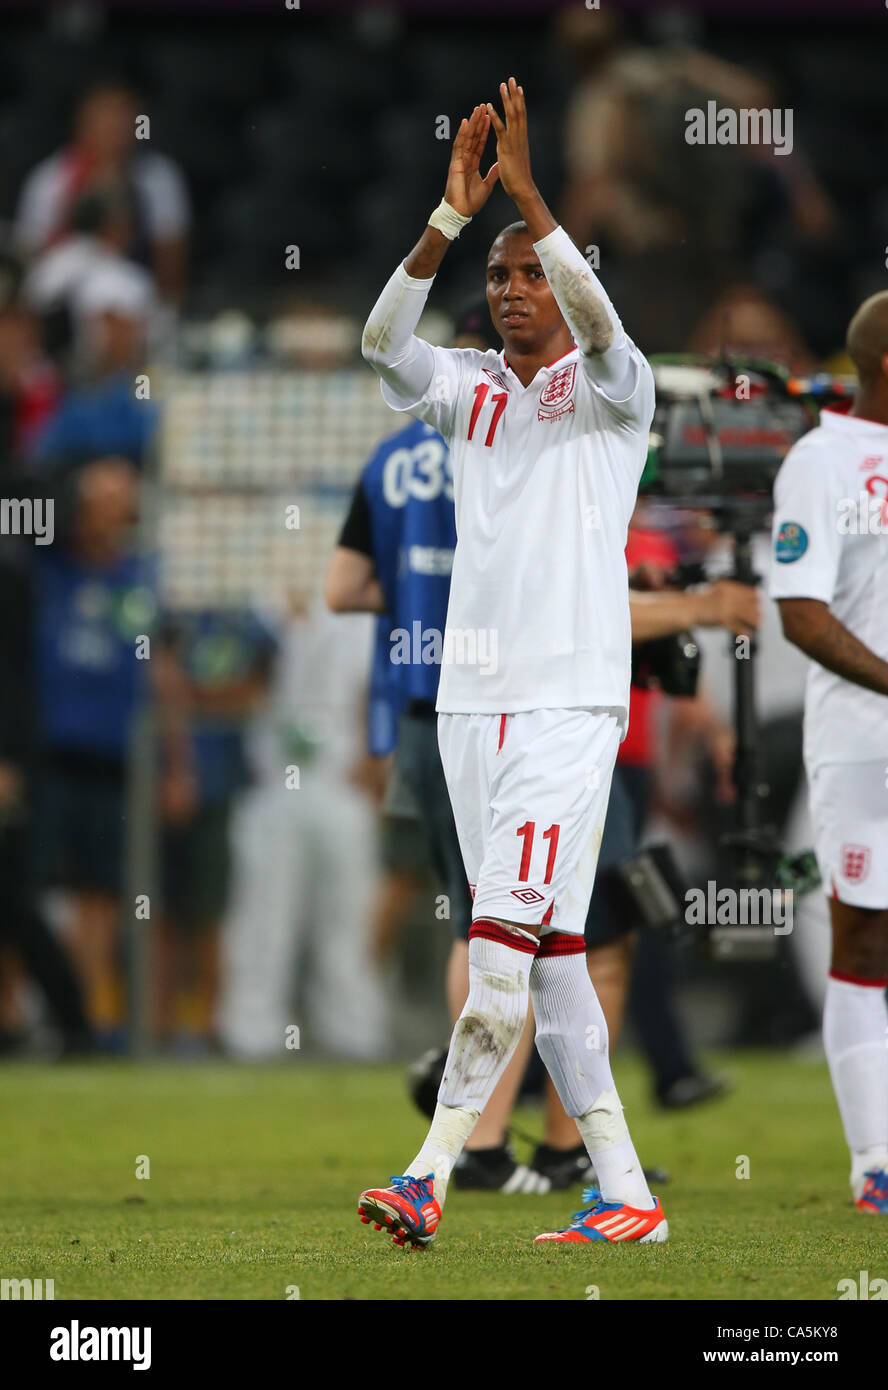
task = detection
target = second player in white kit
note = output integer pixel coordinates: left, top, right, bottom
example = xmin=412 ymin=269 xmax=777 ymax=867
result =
xmin=771 ymin=292 xmax=888 ymax=1215
xmin=357 ymin=82 xmax=667 ymax=1247
xmin=771 ymin=405 xmax=888 ymax=907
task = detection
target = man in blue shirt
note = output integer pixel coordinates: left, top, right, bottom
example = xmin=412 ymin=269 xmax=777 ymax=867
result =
xmin=32 ymin=454 xmax=193 ymax=1047
xmin=31 ymin=259 xmax=158 ymax=471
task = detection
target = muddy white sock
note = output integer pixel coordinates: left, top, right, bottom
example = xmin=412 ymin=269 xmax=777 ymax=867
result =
xmin=406 ymin=921 xmax=537 ymax=1202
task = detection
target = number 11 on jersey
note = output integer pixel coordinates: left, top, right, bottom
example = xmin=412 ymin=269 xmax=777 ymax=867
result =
xmin=467 ymin=383 xmax=508 ymax=447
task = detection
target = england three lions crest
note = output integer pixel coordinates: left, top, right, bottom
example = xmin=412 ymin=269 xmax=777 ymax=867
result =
xmin=841 ymin=844 xmax=871 ymax=883
xmin=538 ymin=362 xmax=576 ymax=421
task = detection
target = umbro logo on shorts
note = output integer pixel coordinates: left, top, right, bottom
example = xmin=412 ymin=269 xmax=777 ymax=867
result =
xmin=511 ymin=887 xmax=546 ymax=905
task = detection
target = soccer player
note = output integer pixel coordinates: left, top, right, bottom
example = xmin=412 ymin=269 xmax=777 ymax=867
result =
xmin=328 ymin=307 xmax=549 ymax=1190
xmin=771 ymin=291 xmax=888 ymax=1216
xmin=356 ymin=81 xmax=667 ymax=1247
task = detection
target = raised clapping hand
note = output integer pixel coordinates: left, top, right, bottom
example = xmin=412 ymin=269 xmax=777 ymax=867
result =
xmin=485 ymin=78 xmax=536 ymax=203
xmin=407 ymin=82 xmax=549 ymax=278
xmin=443 ymin=105 xmax=500 ymax=218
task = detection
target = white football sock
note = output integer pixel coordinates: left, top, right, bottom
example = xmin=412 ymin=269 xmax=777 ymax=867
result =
xmin=530 ymin=937 xmax=653 ymax=1210
xmin=823 ymin=972 xmax=888 ymax=1195
xmin=405 ymin=922 xmax=537 ymax=1202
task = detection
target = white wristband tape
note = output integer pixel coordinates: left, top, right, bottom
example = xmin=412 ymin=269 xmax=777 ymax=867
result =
xmin=428 ymin=198 xmax=472 ymax=241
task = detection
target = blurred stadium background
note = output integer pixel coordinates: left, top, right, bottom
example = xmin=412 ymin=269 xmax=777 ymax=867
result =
xmin=0 ymin=0 xmax=884 ymax=1083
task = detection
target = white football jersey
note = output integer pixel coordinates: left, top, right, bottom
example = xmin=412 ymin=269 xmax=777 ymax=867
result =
xmin=381 ymin=342 xmax=654 ymax=721
xmin=769 ymin=407 xmax=888 ymax=769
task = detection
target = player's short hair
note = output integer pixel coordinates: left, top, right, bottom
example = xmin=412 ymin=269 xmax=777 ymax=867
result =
xmin=846 ymin=291 xmax=888 ymax=385
xmin=488 ymin=221 xmax=531 ymax=256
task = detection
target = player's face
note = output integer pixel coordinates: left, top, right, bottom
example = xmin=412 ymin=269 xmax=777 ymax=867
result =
xmin=486 ymin=232 xmax=564 ymax=354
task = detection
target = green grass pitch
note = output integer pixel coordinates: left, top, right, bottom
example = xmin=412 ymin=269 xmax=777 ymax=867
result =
xmin=0 ymin=1052 xmax=884 ymax=1301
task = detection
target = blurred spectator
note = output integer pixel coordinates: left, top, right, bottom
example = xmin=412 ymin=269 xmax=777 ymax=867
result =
xmin=559 ymin=14 xmax=767 ymax=248
xmin=22 ymin=186 xmax=151 ymax=367
xmin=15 ymin=79 xmax=190 ymax=305
xmin=31 ymin=457 xmax=156 ymax=1044
xmin=686 ymin=284 xmax=817 ymax=373
xmin=0 ymin=551 xmax=92 ymax=1055
xmin=220 ymin=595 xmax=388 ymax=1060
xmin=154 ymin=606 xmax=277 ymax=1054
xmin=557 ymin=11 xmax=838 ymax=351
xmin=31 ymin=258 xmax=157 ymax=470
xmin=0 ymin=255 xmax=61 ymax=473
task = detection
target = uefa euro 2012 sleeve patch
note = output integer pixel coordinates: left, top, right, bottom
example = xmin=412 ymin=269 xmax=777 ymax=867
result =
xmin=775 ymin=521 xmax=809 ymax=563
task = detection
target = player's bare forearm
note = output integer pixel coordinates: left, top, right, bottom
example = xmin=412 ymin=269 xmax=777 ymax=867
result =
xmin=510 ymin=185 xmax=557 ymax=244
xmin=404 ymin=226 xmax=452 ymax=280
xmin=325 ymin=547 xmax=387 ymax=615
xmin=630 ymin=582 xmax=759 ymax=644
xmin=630 ymin=591 xmax=697 ymax=644
xmin=778 ymin=597 xmax=888 ymax=697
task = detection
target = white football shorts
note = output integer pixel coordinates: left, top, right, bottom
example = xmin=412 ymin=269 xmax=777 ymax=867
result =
xmin=808 ymin=759 xmax=888 ymax=910
xmin=437 ymin=707 xmax=621 ymax=936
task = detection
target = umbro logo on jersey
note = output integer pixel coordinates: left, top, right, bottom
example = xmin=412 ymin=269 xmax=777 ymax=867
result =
xmin=859 ymin=456 xmax=884 ymax=471
xmin=482 ymin=368 xmax=510 ymax=392
xmin=538 ymin=362 xmax=576 ymax=422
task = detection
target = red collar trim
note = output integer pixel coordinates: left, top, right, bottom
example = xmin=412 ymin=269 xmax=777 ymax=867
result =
xmin=822 ymin=406 xmax=888 ymax=428
xmin=545 ymin=348 xmax=576 ymax=370
xmin=501 ymin=347 xmax=577 ymax=374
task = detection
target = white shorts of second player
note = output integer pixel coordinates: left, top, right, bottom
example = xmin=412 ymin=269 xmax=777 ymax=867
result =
xmin=437 ymin=707 xmax=622 ymax=936
xmin=809 ymin=759 xmax=888 ymax=910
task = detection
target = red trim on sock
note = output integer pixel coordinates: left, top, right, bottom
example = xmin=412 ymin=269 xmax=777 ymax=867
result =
xmin=537 ymin=931 xmax=586 ymax=958
xmin=469 ymin=918 xmax=539 ymax=954
xmin=829 ymin=969 xmax=888 ymax=988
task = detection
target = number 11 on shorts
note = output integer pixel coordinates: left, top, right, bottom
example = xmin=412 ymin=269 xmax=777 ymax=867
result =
xmin=516 ymin=821 xmax=560 ymax=885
